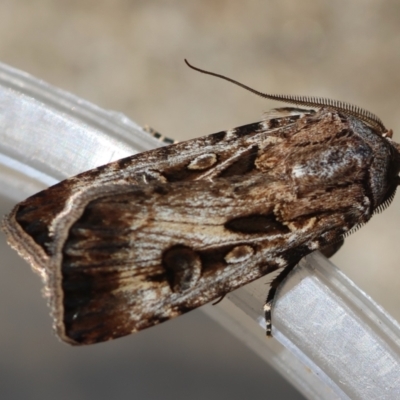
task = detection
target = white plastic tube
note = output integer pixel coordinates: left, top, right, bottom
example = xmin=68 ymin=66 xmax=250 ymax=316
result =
xmin=1 ymin=62 xmax=400 ymax=400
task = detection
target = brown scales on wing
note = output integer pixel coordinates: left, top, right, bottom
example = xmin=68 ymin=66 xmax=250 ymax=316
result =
xmin=3 ymin=64 xmax=400 ymax=344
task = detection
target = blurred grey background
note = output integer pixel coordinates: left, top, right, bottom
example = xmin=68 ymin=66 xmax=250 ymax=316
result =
xmin=1 ymin=1 xmax=400 ymax=399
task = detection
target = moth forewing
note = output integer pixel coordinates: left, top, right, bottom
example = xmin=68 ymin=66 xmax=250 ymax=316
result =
xmin=3 ymin=81 xmax=400 ymax=344
xmin=2 ymin=113 xmax=307 ymax=269
xmin=50 ymin=157 xmax=364 ymax=344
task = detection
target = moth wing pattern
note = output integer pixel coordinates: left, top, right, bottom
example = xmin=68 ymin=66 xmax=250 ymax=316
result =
xmin=3 ymin=106 xmax=400 ymax=345
xmin=3 ymin=108 xmax=307 ymax=273
xmin=143 ymin=125 xmax=177 ymax=145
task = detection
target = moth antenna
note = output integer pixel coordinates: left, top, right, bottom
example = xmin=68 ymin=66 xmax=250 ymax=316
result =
xmin=185 ymin=59 xmax=387 ymax=133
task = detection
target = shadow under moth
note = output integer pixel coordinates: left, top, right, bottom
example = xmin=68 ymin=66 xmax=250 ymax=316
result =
xmin=2 ymin=60 xmax=400 ymax=345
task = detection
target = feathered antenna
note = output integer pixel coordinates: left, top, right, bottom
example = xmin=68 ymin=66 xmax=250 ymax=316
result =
xmin=185 ymin=59 xmax=387 ymax=133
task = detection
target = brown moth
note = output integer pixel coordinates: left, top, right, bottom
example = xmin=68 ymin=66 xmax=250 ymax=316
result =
xmin=2 ymin=60 xmax=400 ymax=345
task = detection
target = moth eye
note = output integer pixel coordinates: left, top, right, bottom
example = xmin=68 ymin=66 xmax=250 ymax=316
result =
xmin=224 ymin=245 xmax=254 ymax=263
xmin=187 ymin=153 xmax=217 ymax=170
xmin=162 ymin=245 xmax=202 ymax=293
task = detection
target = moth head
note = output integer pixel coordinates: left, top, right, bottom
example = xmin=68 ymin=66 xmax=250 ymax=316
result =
xmin=373 ymin=136 xmax=400 ymax=214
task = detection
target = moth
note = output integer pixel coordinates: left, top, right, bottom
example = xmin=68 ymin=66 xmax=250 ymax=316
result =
xmin=2 ymin=60 xmax=400 ymax=345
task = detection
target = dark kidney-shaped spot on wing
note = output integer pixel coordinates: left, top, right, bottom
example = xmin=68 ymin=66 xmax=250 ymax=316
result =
xmin=162 ymin=245 xmax=202 ymax=293
xmin=218 ymin=145 xmax=259 ymax=178
xmin=225 ymin=214 xmax=290 ymax=234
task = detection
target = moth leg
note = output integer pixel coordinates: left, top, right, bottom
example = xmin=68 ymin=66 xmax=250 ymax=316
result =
xmin=264 ymin=239 xmax=345 ymax=336
xmin=212 ymin=293 xmax=227 ymax=305
xmin=143 ymin=125 xmax=177 ymax=145
xmin=264 ymin=262 xmax=298 ymax=337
